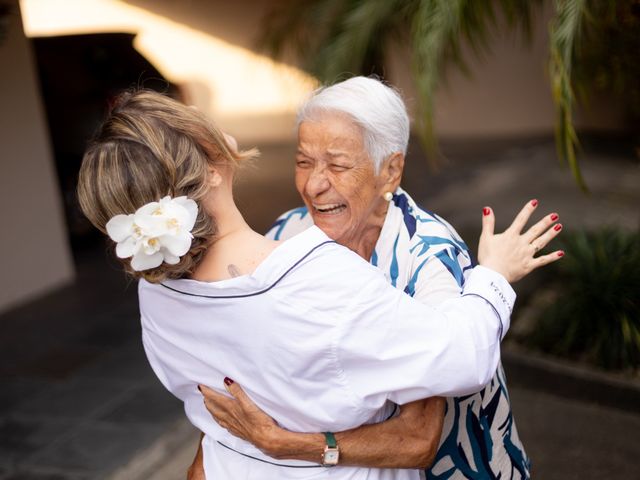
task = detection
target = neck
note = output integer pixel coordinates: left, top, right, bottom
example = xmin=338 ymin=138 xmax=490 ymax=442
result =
xmin=191 ymin=187 xmax=277 ymax=281
xmin=212 ymin=198 xmax=253 ymax=242
xmin=348 ymin=226 xmax=383 ymax=260
xmin=342 ymin=201 xmax=389 ymax=261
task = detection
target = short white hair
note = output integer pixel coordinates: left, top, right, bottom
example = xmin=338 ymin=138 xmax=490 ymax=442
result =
xmin=296 ymin=76 xmax=410 ymax=173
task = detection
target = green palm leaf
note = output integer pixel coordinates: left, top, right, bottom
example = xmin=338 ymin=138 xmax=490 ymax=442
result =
xmin=258 ymin=0 xmax=637 ymax=189
xmin=549 ymin=0 xmax=588 ymax=191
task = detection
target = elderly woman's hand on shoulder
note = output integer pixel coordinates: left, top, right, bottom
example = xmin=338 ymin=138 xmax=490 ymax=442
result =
xmin=478 ymin=199 xmax=563 ymax=283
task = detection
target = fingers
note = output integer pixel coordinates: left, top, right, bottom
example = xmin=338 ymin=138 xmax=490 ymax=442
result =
xmin=508 ymin=199 xmax=538 ymax=234
xmin=530 ymin=222 xmax=562 ymax=253
xmin=199 ymin=384 xmax=233 ymax=413
xmin=481 ymin=207 xmax=495 ymax=237
xmin=525 ymin=212 xmax=559 ymax=242
xmin=199 ymin=384 xmax=223 ymax=400
xmin=531 ymin=250 xmax=565 ymax=270
xmin=198 ymin=380 xmax=256 ymax=415
xmin=224 ymin=379 xmax=254 ymax=408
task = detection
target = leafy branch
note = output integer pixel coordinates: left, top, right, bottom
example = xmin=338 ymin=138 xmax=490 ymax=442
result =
xmin=260 ymin=0 xmax=639 ymax=189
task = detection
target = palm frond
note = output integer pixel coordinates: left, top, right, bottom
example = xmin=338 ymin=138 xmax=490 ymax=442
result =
xmin=259 ymin=0 xmax=606 ymax=190
xmin=311 ymin=0 xmax=409 ymax=81
xmin=410 ymin=0 xmax=541 ymax=165
xmin=411 ymin=0 xmax=466 ymax=165
xmin=549 ymin=0 xmax=589 ymax=191
xmin=258 ymin=0 xmax=346 ymax=61
xmin=497 ymin=0 xmax=542 ymax=40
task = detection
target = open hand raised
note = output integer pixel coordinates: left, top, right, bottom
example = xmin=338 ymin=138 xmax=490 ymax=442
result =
xmin=478 ymin=199 xmax=564 ymax=283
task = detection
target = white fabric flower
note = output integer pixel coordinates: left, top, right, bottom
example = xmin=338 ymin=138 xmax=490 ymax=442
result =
xmin=105 ymin=195 xmax=199 ymax=271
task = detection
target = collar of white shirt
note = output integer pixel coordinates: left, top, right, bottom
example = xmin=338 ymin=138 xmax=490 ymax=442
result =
xmin=160 ymin=226 xmax=335 ymax=298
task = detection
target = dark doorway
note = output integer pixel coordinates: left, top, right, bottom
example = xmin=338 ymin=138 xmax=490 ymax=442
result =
xmin=32 ymin=32 xmax=183 ymax=251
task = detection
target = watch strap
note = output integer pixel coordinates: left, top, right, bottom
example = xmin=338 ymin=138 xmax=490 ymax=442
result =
xmin=323 ymin=431 xmax=337 ymax=449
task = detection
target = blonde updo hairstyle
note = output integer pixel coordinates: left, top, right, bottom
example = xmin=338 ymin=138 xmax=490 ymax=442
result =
xmin=77 ymin=89 xmax=257 ymax=283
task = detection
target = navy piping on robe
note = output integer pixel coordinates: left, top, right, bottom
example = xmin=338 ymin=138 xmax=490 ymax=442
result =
xmin=159 ymin=240 xmax=335 ymax=299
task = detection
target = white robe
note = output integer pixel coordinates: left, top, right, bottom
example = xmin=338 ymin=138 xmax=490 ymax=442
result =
xmin=139 ymin=226 xmax=515 ymax=479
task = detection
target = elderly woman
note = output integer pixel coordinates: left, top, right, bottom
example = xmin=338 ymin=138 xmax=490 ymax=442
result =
xmin=191 ymin=77 xmax=557 ymax=479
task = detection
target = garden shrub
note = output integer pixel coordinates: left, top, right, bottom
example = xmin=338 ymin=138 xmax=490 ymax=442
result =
xmin=527 ymin=228 xmax=640 ymax=370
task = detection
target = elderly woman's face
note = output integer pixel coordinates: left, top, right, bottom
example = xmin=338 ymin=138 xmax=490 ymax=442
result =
xmin=295 ymin=112 xmax=387 ymax=247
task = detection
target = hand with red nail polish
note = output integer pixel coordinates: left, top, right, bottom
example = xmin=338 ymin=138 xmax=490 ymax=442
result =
xmin=478 ymin=199 xmax=564 ymax=282
xmin=198 ymin=381 xmax=279 ymax=458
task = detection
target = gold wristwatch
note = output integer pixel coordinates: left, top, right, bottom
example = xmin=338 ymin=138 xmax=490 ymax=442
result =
xmin=321 ymin=431 xmax=339 ymax=466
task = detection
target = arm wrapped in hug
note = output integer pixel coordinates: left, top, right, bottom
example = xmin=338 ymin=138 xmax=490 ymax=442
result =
xmin=336 ymin=265 xmax=513 ymax=407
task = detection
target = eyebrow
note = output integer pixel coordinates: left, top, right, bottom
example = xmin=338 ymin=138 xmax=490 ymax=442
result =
xmin=325 ymin=150 xmax=349 ymax=158
xmin=296 ymin=148 xmax=350 ymax=159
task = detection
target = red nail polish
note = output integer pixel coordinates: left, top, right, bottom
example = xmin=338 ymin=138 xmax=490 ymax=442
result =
xmin=483 ymin=207 xmax=491 ymax=216
xmin=224 ymin=377 xmax=234 ymax=386
xmin=557 ymin=251 xmax=564 ymax=257
xmin=554 ymin=223 xmax=562 ymax=231
xmin=550 ymin=213 xmax=559 ymax=221
xmin=531 ymin=199 xmax=538 ymax=207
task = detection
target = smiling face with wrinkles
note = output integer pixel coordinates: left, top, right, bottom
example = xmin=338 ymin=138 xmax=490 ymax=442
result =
xmin=295 ymin=111 xmax=391 ymax=254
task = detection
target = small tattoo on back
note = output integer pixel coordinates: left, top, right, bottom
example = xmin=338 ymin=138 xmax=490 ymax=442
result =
xmin=227 ymin=264 xmax=241 ymax=278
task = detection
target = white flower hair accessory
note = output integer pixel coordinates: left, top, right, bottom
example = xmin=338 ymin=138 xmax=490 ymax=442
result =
xmin=105 ymin=196 xmax=198 ymax=272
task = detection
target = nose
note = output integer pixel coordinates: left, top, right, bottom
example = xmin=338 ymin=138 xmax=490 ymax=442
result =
xmin=305 ymin=166 xmax=331 ymax=198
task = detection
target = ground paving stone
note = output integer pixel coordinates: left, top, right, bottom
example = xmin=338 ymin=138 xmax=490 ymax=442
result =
xmin=99 ymin=382 xmax=182 ymax=425
xmin=74 ymin=341 xmax=157 ymax=384
xmin=2 ymin=473 xmax=90 ymax=480
xmin=27 ymin=421 xmax=168 ymax=477
xmin=510 ymin=387 xmax=640 ymax=479
xmin=0 ymin=417 xmax=73 ymax=466
xmin=11 ymin=377 xmax=132 ymax=421
xmin=0 ymin=377 xmax=47 ymax=416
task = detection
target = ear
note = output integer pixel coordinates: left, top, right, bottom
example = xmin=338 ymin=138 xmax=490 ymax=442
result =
xmin=207 ymin=165 xmax=223 ymax=188
xmin=380 ymin=152 xmax=405 ymax=192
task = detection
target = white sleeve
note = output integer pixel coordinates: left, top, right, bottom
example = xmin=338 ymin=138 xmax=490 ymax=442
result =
xmin=335 ymin=264 xmax=514 ymax=408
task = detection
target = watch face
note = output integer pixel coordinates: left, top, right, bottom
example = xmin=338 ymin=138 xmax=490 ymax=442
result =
xmin=323 ymin=448 xmax=339 ymax=465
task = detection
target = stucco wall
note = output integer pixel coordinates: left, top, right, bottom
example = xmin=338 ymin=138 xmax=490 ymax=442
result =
xmin=385 ymin=2 xmax=624 ymax=138
xmin=122 ymin=0 xmax=624 ymax=141
xmin=0 ymin=1 xmax=74 ymax=313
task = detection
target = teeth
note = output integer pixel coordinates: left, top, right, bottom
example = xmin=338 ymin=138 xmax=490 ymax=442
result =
xmin=313 ymin=203 xmax=346 ymax=213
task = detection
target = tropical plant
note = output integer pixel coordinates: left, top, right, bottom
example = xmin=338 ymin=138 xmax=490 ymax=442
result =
xmin=526 ymin=228 xmax=640 ymax=371
xmin=260 ymin=0 xmax=640 ymax=190
xmin=550 ymin=0 xmax=640 ymax=190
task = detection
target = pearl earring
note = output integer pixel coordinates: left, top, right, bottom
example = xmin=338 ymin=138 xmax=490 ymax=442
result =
xmin=383 ymin=192 xmax=393 ymax=202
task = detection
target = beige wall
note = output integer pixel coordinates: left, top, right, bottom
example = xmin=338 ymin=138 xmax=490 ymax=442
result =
xmin=0 ymin=1 xmax=74 ymax=313
xmin=386 ymin=2 xmax=624 ymax=138
xmin=124 ymin=0 xmax=624 ymax=141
